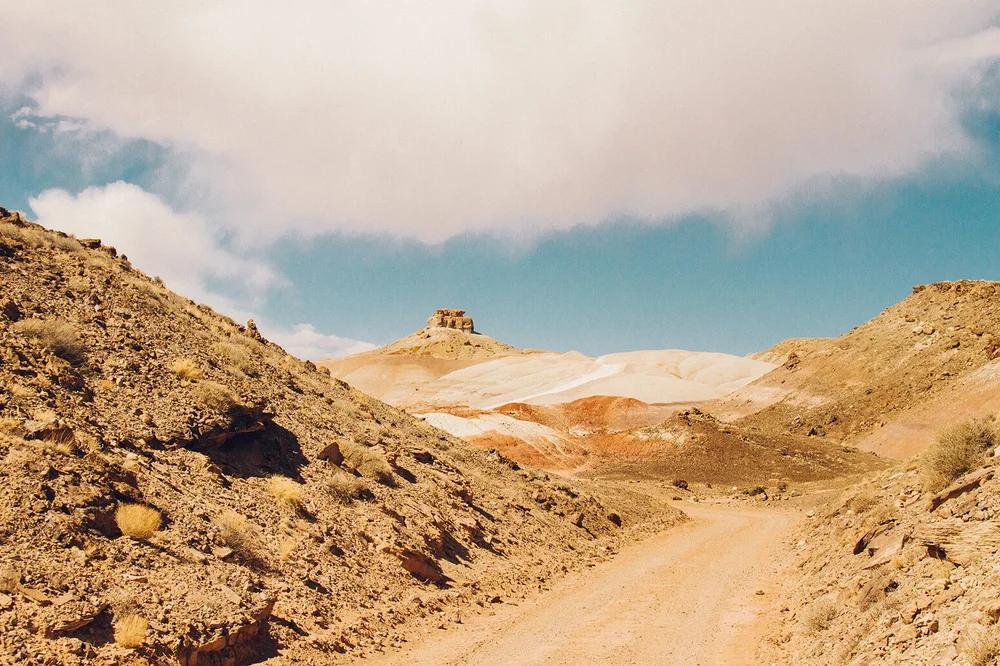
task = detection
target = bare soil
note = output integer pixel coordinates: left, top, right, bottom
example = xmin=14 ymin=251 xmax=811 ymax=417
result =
xmin=363 ymin=501 xmax=800 ymax=666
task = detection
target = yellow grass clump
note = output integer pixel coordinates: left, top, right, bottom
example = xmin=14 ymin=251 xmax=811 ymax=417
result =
xmin=169 ymin=358 xmax=204 ymax=381
xmin=114 ymin=613 xmax=148 ymax=648
xmin=115 ymin=504 xmax=162 ymax=539
xmin=267 ymin=475 xmax=304 ymax=509
xmin=341 ymin=440 xmax=394 ymax=486
xmin=14 ymin=318 xmax=87 ymax=365
xmin=215 ymin=510 xmax=257 ymax=558
xmin=921 ymin=415 xmax=999 ymax=491
xmin=192 ymin=381 xmax=235 ymax=411
xmin=211 ymin=342 xmax=256 ymax=376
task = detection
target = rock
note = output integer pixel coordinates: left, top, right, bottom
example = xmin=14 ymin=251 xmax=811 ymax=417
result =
xmin=928 ymin=467 xmax=995 ymax=512
xmin=0 ymin=593 xmax=12 ymax=609
xmin=1 ymin=300 xmax=22 ymax=322
xmin=672 ymin=479 xmax=689 ymax=490
xmin=399 ymin=550 xmax=445 ymax=584
xmin=607 ymin=512 xmax=622 ymax=526
xmin=0 ymin=567 xmax=19 ymax=593
xmin=427 ymin=309 xmax=474 ymax=333
xmin=317 ymin=441 xmax=344 ymax=465
xmin=569 ymin=512 xmax=585 ymax=528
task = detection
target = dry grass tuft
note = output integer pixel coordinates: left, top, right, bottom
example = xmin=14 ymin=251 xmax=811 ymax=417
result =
xmin=114 ymin=613 xmax=148 ymax=648
xmin=267 ymin=475 xmax=304 ymax=510
xmin=279 ymin=539 xmax=298 ymax=562
xmin=341 ymin=441 xmax=394 ymax=485
xmin=115 ymin=504 xmax=162 ymax=539
xmin=964 ymin=624 xmax=1000 ymax=666
xmin=169 ymin=358 xmax=204 ymax=381
xmin=14 ymin=318 xmax=87 ymax=365
xmin=215 ymin=510 xmax=257 ymax=558
xmin=211 ymin=342 xmax=256 ymax=376
xmin=804 ymin=598 xmax=839 ymax=634
xmin=921 ymin=415 xmax=999 ymax=491
xmin=327 ymin=471 xmax=371 ymax=504
xmin=192 ymin=381 xmax=235 ymax=411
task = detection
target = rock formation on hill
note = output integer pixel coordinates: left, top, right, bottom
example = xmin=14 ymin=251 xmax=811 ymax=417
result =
xmin=427 ymin=309 xmax=474 ymax=333
xmin=0 ymin=208 xmax=680 ymax=665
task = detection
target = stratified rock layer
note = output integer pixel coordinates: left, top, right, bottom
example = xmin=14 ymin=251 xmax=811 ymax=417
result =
xmin=427 ymin=309 xmax=474 ymax=333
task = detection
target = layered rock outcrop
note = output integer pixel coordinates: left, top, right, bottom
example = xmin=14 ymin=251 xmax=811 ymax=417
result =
xmin=427 ymin=308 xmax=474 ymax=333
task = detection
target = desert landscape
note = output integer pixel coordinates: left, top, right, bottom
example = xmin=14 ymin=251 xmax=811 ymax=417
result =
xmin=3 ymin=206 xmax=1000 ymax=665
xmin=3 ymin=5 xmax=1000 ymax=665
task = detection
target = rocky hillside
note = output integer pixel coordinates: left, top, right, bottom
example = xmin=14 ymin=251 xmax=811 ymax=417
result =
xmin=714 ymin=281 xmax=1000 ymax=458
xmin=0 ymin=209 xmax=680 ymax=665
xmin=758 ymin=450 xmax=1000 ymax=665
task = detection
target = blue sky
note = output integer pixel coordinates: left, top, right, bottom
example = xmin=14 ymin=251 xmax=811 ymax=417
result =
xmin=1 ymin=5 xmax=999 ymax=358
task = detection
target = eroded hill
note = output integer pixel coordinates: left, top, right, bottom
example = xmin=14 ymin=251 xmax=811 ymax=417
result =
xmin=713 ymin=281 xmax=1000 ymax=459
xmin=0 ymin=209 xmax=681 ymax=665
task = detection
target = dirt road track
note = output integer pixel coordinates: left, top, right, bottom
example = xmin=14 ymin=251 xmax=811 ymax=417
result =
xmin=366 ymin=502 xmax=798 ymax=666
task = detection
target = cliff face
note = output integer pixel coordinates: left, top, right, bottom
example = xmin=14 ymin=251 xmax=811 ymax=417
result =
xmin=427 ymin=309 xmax=474 ymax=333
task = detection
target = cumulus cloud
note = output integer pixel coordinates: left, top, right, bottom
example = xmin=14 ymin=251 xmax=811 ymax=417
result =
xmin=267 ymin=324 xmax=377 ymax=360
xmin=2 ymin=2 xmax=1000 ymax=242
xmin=29 ymin=182 xmax=281 ymax=303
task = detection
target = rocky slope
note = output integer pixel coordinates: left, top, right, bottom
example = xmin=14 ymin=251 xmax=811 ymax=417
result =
xmin=715 ymin=281 xmax=1000 ymax=459
xmin=757 ymin=455 xmax=1000 ymax=665
xmin=0 ymin=208 xmax=681 ymax=665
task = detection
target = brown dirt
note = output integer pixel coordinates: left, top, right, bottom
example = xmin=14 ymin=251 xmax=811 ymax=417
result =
xmin=0 ymin=209 xmax=683 ymax=665
xmin=361 ymin=499 xmax=800 ymax=666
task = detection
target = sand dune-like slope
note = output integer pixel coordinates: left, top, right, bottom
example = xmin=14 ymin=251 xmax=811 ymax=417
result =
xmin=713 ymin=281 xmax=1000 ymax=459
xmin=398 ymin=349 xmax=775 ymax=410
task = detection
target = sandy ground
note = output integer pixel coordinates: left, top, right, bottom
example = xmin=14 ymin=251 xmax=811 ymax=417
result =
xmin=364 ymin=502 xmax=799 ymax=666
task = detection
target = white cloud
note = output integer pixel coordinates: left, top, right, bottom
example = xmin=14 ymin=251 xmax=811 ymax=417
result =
xmin=2 ymin=3 xmax=1000 ymax=242
xmin=266 ymin=323 xmax=377 ymax=360
xmin=29 ymin=182 xmax=282 ymax=304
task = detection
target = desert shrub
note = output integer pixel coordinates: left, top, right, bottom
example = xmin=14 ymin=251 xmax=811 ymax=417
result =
xmin=921 ymin=415 xmax=999 ymax=491
xmin=115 ymin=504 xmax=162 ymax=539
xmin=327 ymin=471 xmax=371 ymax=503
xmin=169 ymin=358 xmax=204 ymax=381
xmin=267 ymin=475 xmax=304 ymax=509
xmin=211 ymin=342 xmax=256 ymax=376
xmin=14 ymin=318 xmax=87 ymax=365
xmin=845 ymin=489 xmax=878 ymax=514
xmin=215 ymin=510 xmax=257 ymax=557
xmin=965 ymin=625 xmax=1000 ymax=666
xmin=192 ymin=381 xmax=235 ymax=411
xmin=114 ymin=613 xmax=148 ymax=648
xmin=341 ymin=441 xmax=394 ymax=485
xmin=804 ymin=598 xmax=839 ymax=634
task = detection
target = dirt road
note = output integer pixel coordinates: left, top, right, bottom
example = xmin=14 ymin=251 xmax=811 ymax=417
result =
xmin=366 ymin=502 xmax=798 ymax=666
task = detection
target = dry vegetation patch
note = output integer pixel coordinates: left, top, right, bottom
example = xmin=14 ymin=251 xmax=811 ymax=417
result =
xmin=267 ymin=475 xmax=304 ymax=509
xmin=13 ymin=318 xmax=87 ymax=365
xmin=115 ymin=504 xmax=162 ymax=539
xmin=341 ymin=440 xmax=394 ymax=485
xmin=169 ymin=358 xmax=204 ymax=381
xmin=211 ymin=341 xmax=256 ymax=376
xmin=215 ymin=510 xmax=257 ymax=558
xmin=920 ymin=414 xmax=999 ymax=491
xmin=192 ymin=381 xmax=236 ymax=411
xmin=114 ymin=614 xmax=148 ymax=649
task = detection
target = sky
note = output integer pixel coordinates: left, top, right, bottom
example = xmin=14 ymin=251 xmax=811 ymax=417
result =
xmin=1 ymin=3 xmax=999 ymax=358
